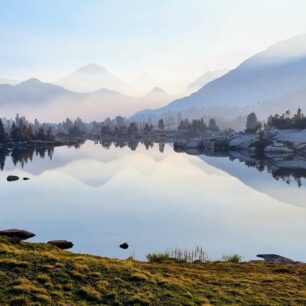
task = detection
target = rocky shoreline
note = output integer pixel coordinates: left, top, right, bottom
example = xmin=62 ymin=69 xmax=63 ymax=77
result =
xmin=174 ymin=128 xmax=306 ymax=157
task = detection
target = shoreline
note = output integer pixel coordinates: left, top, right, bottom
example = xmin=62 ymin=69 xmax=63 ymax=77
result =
xmin=0 ymin=236 xmax=305 ymax=304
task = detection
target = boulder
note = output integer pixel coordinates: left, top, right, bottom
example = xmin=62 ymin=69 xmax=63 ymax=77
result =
xmin=47 ymin=240 xmax=73 ymax=250
xmin=0 ymin=229 xmax=35 ymax=240
xmin=119 ymin=242 xmax=129 ymax=249
xmin=264 ymin=144 xmax=294 ymax=154
xmin=184 ymin=139 xmax=201 ymax=149
xmin=201 ymin=139 xmax=214 ymax=150
xmin=256 ymin=254 xmax=295 ymax=263
xmin=228 ymin=133 xmax=257 ymax=150
xmin=7 ymin=175 xmax=19 ymax=182
xmin=173 ymin=140 xmax=186 ymax=149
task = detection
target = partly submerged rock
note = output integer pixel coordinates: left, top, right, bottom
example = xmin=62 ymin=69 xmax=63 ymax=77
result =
xmin=119 ymin=242 xmax=129 ymax=249
xmin=256 ymin=254 xmax=296 ymax=263
xmin=264 ymin=143 xmax=294 ymax=155
xmin=47 ymin=240 xmax=74 ymax=250
xmin=173 ymin=140 xmax=186 ymax=149
xmin=23 ymin=177 xmax=30 ymax=181
xmin=184 ymin=139 xmax=202 ymax=149
xmin=0 ymin=229 xmax=35 ymax=240
xmin=7 ymin=175 xmax=19 ymax=182
xmin=228 ymin=133 xmax=257 ymax=150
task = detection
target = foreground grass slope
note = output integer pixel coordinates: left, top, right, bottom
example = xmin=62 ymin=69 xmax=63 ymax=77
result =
xmin=0 ymin=237 xmax=305 ymax=305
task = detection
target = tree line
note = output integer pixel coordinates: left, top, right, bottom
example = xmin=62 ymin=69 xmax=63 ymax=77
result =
xmin=0 ymin=115 xmax=54 ymax=142
xmin=245 ymin=108 xmax=306 ymax=133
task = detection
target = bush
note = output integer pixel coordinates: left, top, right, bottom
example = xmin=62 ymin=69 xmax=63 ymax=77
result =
xmin=146 ymin=252 xmax=171 ymax=263
xmin=222 ymin=254 xmax=242 ymax=263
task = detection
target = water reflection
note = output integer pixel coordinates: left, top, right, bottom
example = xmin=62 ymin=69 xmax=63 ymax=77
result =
xmin=1 ymin=141 xmax=306 ymax=261
xmin=1 ymin=140 xmax=306 ymax=261
xmin=2 ymin=140 xmax=306 ymax=187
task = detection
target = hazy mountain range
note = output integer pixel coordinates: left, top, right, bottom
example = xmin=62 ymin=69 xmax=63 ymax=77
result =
xmin=0 ymin=64 xmax=222 ymax=121
xmin=56 ymin=63 xmax=125 ymax=94
xmin=2 ymin=34 xmax=306 ymax=122
xmin=0 ymin=77 xmax=175 ymax=121
xmin=135 ymin=34 xmax=306 ymax=120
xmin=56 ymin=64 xmax=177 ymax=97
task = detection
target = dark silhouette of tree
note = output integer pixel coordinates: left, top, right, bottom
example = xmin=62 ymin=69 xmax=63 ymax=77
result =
xmin=246 ymin=112 xmax=261 ymax=133
xmin=101 ymin=125 xmax=112 ymax=136
xmin=46 ymin=127 xmax=54 ymax=141
xmin=0 ymin=150 xmax=7 ymax=170
xmin=208 ymin=118 xmax=220 ymax=132
xmin=36 ymin=128 xmax=46 ymax=140
xmin=267 ymin=109 xmax=306 ymax=129
xmin=127 ymin=122 xmax=138 ymax=135
xmin=158 ymin=119 xmax=165 ymax=130
xmin=159 ymin=143 xmax=165 ymax=153
xmin=144 ymin=123 xmax=153 ymax=133
xmin=178 ymin=119 xmax=190 ymax=130
xmin=0 ymin=119 xmax=6 ymax=142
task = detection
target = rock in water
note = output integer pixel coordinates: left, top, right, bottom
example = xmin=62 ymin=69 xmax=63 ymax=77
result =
xmin=23 ymin=177 xmax=30 ymax=181
xmin=47 ymin=240 xmax=74 ymax=250
xmin=0 ymin=229 xmax=35 ymax=240
xmin=7 ymin=175 xmax=19 ymax=182
xmin=256 ymin=254 xmax=295 ymax=263
xmin=120 ymin=242 xmax=129 ymax=249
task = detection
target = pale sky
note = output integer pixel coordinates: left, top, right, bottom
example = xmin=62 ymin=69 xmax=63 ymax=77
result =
xmin=1 ymin=0 xmax=306 ymax=83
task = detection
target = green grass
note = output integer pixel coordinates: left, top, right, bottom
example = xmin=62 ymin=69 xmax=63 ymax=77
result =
xmin=0 ymin=236 xmax=305 ymax=305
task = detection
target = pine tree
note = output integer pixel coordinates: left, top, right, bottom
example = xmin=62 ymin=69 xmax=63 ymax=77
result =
xmin=0 ymin=119 xmax=6 ymax=142
xmin=158 ymin=119 xmax=165 ymax=130
xmin=246 ymin=112 xmax=261 ymax=132
xmin=208 ymin=118 xmax=220 ymax=132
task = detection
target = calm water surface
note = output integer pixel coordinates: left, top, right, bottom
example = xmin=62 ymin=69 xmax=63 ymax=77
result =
xmin=1 ymin=141 xmax=306 ymax=261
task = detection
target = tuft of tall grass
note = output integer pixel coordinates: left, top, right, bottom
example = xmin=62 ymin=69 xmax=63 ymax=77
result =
xmin=221 ymin=254 xmax=242 ymax=263
xmin=147 ymin=246 xmax=208 ymax=263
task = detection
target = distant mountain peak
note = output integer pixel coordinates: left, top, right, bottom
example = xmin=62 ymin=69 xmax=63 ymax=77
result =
xmin=21 ymin=77 xmax=41 ymax=84
xmin=57 ymin=63 xmax=124 ymax=93
xmin=148 ymin=87 xmax=167 ymax=94
xmin=76 ymin=63 xmax=110 ymax=74
xmin=17 ymin=78 xmax=44 ymax=88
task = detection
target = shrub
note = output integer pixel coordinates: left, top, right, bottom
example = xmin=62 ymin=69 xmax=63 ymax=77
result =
xmin=222 ymin=254 xmax=242 ymax=263
xmin=146 ymin=252 xmax=171 ymax=263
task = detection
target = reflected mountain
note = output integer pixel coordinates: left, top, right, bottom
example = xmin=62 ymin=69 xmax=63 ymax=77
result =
xmin=2 ymin=141 xmax=306 ymax=207
xmin=2 ymin=140 xmax=306 ymax=261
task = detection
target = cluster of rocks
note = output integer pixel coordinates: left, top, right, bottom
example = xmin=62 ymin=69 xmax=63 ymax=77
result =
xmin=0 ymin=228 xmax=130 ymax=251
xmin=174 ymin=136 xmax=228 ymax=152
xmin=6 ymin=175 xmax=30 ymax=182
xmin=0 ymin=229 xmax=73 ymax=250
xmin=228 ymin=128 xmax=306 ymax=156
xmin=174 ymin=128 xmax=306 ymax=158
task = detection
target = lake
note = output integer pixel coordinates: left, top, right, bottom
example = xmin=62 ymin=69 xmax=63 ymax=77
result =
xmin=1 ymin=140 xmax=306 ymax=261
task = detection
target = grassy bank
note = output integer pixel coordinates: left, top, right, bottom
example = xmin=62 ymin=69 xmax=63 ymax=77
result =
xmin=0 ymin=237 xmax=305 ymax=305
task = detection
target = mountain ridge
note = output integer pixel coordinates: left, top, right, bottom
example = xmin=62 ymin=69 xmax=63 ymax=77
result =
xmin=135 ymin=34 xmax=306 ymax=118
